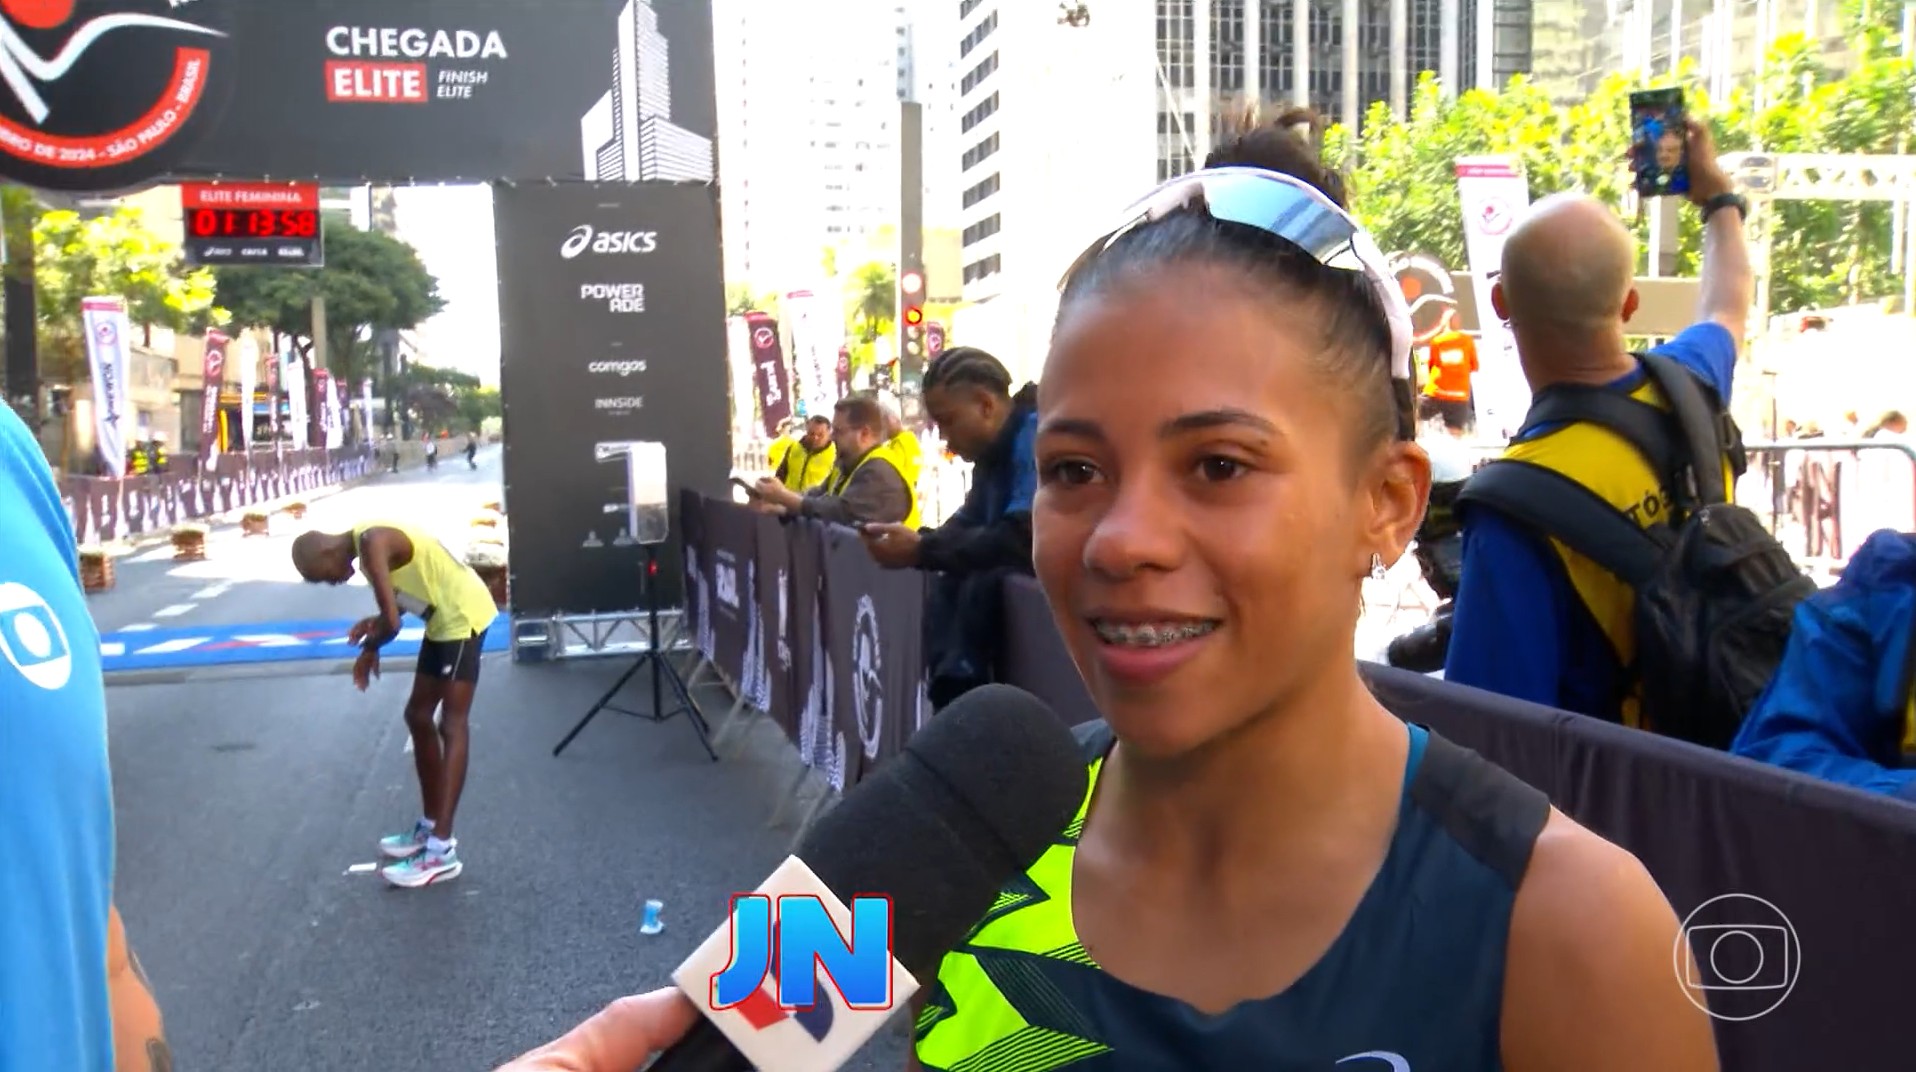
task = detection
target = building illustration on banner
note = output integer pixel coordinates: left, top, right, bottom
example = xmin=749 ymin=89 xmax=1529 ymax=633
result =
xmin=592 ymin=440 xmax=670 ymax=549
xmin=579 ymin=0 xmax=714 ymax=183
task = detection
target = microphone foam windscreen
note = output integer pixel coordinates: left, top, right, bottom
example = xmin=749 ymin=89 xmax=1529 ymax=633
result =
xmin=793 ymin=684 xmax=1090 ymax=980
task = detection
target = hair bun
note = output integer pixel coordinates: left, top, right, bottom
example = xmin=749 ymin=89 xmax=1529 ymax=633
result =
xmin=1203 ymin=104 xmax=1348 ymax=210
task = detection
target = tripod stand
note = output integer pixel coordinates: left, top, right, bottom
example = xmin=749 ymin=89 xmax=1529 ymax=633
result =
xmin=552 ymin=543 xmax=717 ymax=761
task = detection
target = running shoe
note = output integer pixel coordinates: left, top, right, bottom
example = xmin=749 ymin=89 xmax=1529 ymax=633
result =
xmin=382 ymin=845 xmax=462 ymax=888
xmin=378 ymin=821 xmax=432 ymax=860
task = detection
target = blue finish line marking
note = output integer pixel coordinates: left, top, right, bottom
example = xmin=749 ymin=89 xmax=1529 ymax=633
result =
xmin=100 ymin=619 xmax=509 ymax=673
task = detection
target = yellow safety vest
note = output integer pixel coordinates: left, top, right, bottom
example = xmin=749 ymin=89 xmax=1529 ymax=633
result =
xmin=776 ymin=439 xmax=837 ymax=493
xmin=827 ymin=433 xmax=921 ymax=529
xmin=1501 ymin=374 xmax=1735 ymax=729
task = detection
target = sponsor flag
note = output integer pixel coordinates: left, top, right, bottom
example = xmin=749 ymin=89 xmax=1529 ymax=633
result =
xmin=237 ymin=335 xmax=258 ymax=451
xmin=82 ymin=296 xmax=134 ymax=478
xmin=200 ymin=329 xmax=229 ymax=462
xmin=745 ymin=312 xmax=792 ymax=437
xmin=1454 ymin=157 xmax=1532 ymax=439
xmin=283 ymin=339 xmax=308 ymax=447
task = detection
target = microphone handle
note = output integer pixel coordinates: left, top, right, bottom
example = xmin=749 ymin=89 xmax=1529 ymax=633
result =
xmin=644 ymin=1018 xmax=756 ymax=1072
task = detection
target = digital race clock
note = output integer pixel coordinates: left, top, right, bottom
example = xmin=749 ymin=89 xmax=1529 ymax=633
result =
xmin=179 ymin=183 xmax=325 ymax=268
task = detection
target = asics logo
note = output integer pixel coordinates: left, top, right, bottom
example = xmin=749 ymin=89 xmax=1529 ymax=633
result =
xmin=560 ymin=224 xmax=659 ymax=259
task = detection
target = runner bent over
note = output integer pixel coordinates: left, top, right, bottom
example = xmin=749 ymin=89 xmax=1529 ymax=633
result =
xmin=291 ymin=522 xmax=497 ymax=888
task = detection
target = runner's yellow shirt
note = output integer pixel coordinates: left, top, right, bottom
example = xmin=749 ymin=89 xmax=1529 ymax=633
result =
xmin=353 ymin=520 xmax=498 ymax=641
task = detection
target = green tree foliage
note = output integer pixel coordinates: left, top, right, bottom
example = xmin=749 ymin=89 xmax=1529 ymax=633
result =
xmin=725 ymin=282 xmax=783 ymax=320
xmin=214 ymin=222 xmax=444 ymax=391
xmin=846 ymin=260 xmax=896 ymax=343
xmin=1327 ymin=22 xmax=1915 ymax=317
xmin=398 ymin=361 xmax=492 ymax=433
xmin=30 ymin=204 xmax=225 ymax=383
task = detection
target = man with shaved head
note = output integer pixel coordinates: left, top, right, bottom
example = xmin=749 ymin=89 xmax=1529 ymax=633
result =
xmin=1445 ymin=119 xmax=1755 ymax=724
xmin=293 ymin=521 xmax=497 ymax=888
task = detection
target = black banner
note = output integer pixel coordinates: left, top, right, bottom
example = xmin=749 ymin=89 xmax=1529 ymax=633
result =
xmin=679 ymin=487 xmax=707 ymax=658
xmin=744 ymin=312 xmax=791 ymax=438
xmin=701 ymin=501 xmax=753 ymax=687
xmin=0 ymin=1 xmax=717 ymax=191
xmin=753 ymin=512 xmax=796 ymax=739
xmin=496 ymin=180 xmax=728 ymax=614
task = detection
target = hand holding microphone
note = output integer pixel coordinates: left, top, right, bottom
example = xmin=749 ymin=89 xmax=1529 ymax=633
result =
xmin=503 ymin=685 xmax=1088 ymax=1072
xmin=493 ymin=988 xmax=697 ymax=1072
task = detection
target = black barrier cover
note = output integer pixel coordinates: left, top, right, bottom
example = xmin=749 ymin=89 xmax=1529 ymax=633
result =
xmin=699 ymin=502 xmax=753 ymax=686
xmin=678 ymin=487 xmax=707 ymax=657
xmin=788 ymin=519 xmax=825 ymax=760
xmin=0 ymin=0 xmax=717 ymax=191
xmin=496 ymin=181 xmax=728 ymax=613
xmin=822 ymin=525 xmax=926 ymax=788
xmin=752 ymin=512 xmax=796 ymax=738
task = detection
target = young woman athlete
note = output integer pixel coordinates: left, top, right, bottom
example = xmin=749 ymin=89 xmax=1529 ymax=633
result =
xmin=906 ymin=113 xmax=1721 ymax=1070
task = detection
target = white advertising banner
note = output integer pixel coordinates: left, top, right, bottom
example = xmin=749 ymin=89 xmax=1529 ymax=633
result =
xmin=81 ymin=296 xmax=133 ymax=478
xmin=283 ymin=340 xmax=308 ymax=446
xmin=783 ymin=290 xmax=834 ymax=418
xmin=237 ymin=335 xmax=259 ymax=452
xmin=1454 ymin=156 xmax=1533 ymax=440
xmin=360 ymin=377 xmax=376 ymax=442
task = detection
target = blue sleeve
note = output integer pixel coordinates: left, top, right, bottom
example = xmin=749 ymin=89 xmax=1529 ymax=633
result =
xmin=1732 ymin=600 xmax=1916 ymax=799
xmin=0 ymin=406 xmax=78 ymax=586
xmin=1648 ymin=321 xmax=1738 ymax=404
xmin=1004 ymin=415 xmax=1038 ymax=517
xmin=1443 ymin=509 xmax=1568 ymax=708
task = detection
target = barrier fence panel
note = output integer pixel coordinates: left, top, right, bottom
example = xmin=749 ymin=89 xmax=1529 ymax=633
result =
xmin=59 ymin=447 xmax=375 ymax=546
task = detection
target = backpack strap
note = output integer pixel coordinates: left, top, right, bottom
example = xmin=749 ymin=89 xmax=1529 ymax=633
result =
xmin=1521 ymin=386 xmax=1682 ymax=485
xmin=1637 ymin=352 xmax=1736 ymax=505
xmin=1456 ymin=460 xmax=1663 ymax=586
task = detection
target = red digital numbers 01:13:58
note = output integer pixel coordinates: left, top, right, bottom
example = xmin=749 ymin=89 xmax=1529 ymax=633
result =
xmin=188 ymin=209 xmax=320 ymax=240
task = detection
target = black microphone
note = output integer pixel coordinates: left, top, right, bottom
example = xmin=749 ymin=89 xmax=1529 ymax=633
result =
xmin=648 ymin=684 xmax=1090 ymax=1072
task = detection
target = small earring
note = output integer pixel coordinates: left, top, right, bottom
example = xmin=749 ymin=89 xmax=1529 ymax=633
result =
xmin=1369 ymin=552 xmax=1388 ymax=581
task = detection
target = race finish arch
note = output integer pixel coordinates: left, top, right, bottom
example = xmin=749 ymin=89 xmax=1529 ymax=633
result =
xmin=0 ymin=0 xmax=732 ymax=656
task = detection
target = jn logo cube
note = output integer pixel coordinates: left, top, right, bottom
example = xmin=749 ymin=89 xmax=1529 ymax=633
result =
xmin=710 ymin=893 xmax=894 ymax=1040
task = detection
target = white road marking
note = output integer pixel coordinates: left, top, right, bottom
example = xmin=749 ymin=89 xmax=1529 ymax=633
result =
xmin=120 ymin=622 xmax=157 ymax=632
xmin=345 ymin=862 xmax=379 ymax=874
xmin=101 ymin=642 xmax=126 ymax=657
xmin=133 ymin=546 xmax=173 ymax=564
xmin=136 ymin=637 xmax=209 ymax=655
xmin=190 ymin=582 xmax=233 ymax=600
xmin=152 ymin=603 xmax=197 ymax=618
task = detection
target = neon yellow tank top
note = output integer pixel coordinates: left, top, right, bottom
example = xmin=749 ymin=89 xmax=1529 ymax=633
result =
xmin=352 ymin=520 xmax=497 ymax=642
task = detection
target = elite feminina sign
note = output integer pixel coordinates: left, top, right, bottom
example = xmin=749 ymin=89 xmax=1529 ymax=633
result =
xmin=0 ymin=0 xmax=718 ymax=191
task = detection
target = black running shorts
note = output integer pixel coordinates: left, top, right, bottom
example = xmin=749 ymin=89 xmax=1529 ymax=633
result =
xmin=416 ymin=630 xmax=486 ymax=684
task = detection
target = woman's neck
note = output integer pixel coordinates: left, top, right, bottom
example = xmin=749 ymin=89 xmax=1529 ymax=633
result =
xmin=1096 ymin=667 xmax=1410 ymax=873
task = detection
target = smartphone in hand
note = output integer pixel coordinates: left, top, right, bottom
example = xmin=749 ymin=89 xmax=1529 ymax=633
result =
xmin=730 ymin=476 xmax=763 ymax=500
xmin=1628 ymin=87 xmax=1689 ymax=197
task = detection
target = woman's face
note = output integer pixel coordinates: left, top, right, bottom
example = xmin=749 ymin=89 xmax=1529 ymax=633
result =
xmin=1034 ymin=264 xmax=1427 ymax=758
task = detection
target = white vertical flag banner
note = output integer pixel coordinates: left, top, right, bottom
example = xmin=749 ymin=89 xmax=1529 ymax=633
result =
xmin=1454 ymin=156 xmax=1533 ymax=440
xmin=82 ymin=296 xmax=133 ymax=478
xmin=237 ymin=335 xmax=259 ymax=451
xmin=360 ymin=377 xmax=375 ymax=442
xmin=284 ymin=340 xmax=308 ymax=446
xmin=784 ymin=290 xmax=832 ymax=418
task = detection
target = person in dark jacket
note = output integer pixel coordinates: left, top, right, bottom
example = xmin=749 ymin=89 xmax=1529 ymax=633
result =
xmin=753 ymin=393 xmax=916 ymax=528
xmin=863 ymin=347 xmax=1038 ymax=708
xmin=1732 ymin=528 xmax=1916 ymax=801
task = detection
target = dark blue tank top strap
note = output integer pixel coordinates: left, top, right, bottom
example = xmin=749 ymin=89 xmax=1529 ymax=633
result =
xmin=1407 ymin=726 xmax=1552 ymax=886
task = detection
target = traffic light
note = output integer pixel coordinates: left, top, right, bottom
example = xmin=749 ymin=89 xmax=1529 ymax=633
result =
xmin=898 ymin=268 xmax=927 ymax=375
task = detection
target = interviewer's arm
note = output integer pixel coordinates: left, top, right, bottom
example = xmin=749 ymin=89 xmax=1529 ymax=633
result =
xmin=108 ymin=905 xmax=170 ymax=1072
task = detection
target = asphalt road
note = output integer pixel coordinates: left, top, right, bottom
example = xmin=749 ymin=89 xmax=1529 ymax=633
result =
xmin=98 ymin=451 xmax=912 ymax=1071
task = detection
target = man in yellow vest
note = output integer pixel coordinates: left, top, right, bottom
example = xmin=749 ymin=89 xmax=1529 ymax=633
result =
xmin=1445 ymin=117 xmax=1754 ymax=723
xmin=290 ymin=521 xmax=499 ymax=889
xmin=753 ymin=392 xmax=916 ymax=527
xmin=766 ymin=414 xmax=836 ymax=493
